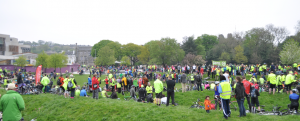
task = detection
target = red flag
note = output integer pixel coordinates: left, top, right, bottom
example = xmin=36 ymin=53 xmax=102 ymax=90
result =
xmin=35 ymin=65 xmax=42 ymax=85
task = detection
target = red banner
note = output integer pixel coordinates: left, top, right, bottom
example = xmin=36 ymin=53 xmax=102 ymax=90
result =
xmin=35 ymin=65 xmax=42 ymax=85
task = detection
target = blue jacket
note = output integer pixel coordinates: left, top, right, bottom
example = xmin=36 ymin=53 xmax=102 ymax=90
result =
xmin=88 ymin=77 xmax=92 ymax=85
xmin=290 ymin=93 xmax=299 ymax=100
xmin=80 ymin=89 xmax=87 ymax=96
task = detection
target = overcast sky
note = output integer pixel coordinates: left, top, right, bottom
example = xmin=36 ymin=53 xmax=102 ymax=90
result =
xmin=0 ymin=0 xmax=300 ymax=46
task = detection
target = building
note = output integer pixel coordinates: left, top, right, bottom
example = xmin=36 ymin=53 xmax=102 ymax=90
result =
xmin=75 ymin=44 xmax=94 ymax=66
xmin=0 ymin=34 xmax=31 ymax=65
xmin=65 ymin=50 xmax=76 ymax=65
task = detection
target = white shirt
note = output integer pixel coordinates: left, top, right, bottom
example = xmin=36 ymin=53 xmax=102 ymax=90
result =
xmin=193 ymin=65 xmax=196 ymax=69
xmin=223 ymin=73 xmax=230 ymax=82
xmin=161 ymin=97 xmax=167 ymax=104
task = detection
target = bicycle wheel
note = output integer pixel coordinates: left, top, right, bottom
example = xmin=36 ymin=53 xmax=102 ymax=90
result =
xmin=280 ymin=109 xmax=289 ymax=115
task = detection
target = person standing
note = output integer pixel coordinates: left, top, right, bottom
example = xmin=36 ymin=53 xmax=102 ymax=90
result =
xmin=218 ymin=75 xmax=232 ymax=119
xmin=242 ymin=76 xmax=253 ymax=112
xmin=0 ymin=83 xmax=25 ymax=121
xmin=181 ymin=72 xmax=187 ymax=92
xmin=41 ymin=74 xmax=50 ymax=93
xmin=267 ymin=71 xmax=276 ymax=95
xmin=69 ymin=75 xmax=77 ymax=98
xmin=154 ymin=76 xmax=163 ymax=106
xmin=17 ymin=72 xmax=23 ymax=93
xmin=59 ymin=74 xmax=65 ymax=93
xmin=92 ymin=74 xmax=99 ymax=99
xmin=195 ymin=73 xmax=203 ymax=92
xmin=285 ymin=71 xmax=295 ymax=94
xmin=235 ymin=76 xmax=247 ymax=117
xmin=166 ymin=76 xmax=176 ymax=106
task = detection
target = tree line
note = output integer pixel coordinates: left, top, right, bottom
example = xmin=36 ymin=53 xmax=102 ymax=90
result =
xmin=92 ymin=21 xmax=300 ymax=66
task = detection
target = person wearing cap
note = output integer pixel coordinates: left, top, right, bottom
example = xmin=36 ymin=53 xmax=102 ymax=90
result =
xmin=80 ymin=86 xmax=87 ymax=97
xmin=0 ymin=83 xmax=25 ymax=121
xmin=218 ymin=75 xmax=232 ymax=119
xmin=166 ymin=75 xmax=176 ymax=106
xmin=267 ymin=71 xmax=276 ymax=95
xmin=289 ymin=89 xmax=299 ymax=113
xmin=41 ymin=74 xmax=50 ymax=93
xmin=285 ymin=71 xmax=295 ymax=94
xmin=130 ymin=85 xmax=137 ymax=99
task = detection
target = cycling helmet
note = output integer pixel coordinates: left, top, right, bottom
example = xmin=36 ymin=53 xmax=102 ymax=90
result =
xmin=215 ymin=81 xmax=220 ymax=85
xmin=206 ymin=81 xmax=208 ymax=84
xmin=292 ymin=89 xmax=298 ymax=93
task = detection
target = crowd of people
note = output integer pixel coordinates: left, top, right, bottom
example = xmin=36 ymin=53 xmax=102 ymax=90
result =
xmin=0 ymin=62 xmax=300 ymax=120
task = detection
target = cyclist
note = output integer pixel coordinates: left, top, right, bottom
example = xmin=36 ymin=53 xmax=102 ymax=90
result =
xmin=289 ymin=89 xmax=299 ymax=113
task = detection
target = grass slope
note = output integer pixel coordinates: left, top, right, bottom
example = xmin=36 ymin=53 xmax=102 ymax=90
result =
xmin=1 ymin=73 xmax=299 ymax=120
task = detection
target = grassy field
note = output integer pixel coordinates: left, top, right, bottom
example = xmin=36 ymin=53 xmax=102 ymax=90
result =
xmin=0 ymin=73 xmax=299 ymax=120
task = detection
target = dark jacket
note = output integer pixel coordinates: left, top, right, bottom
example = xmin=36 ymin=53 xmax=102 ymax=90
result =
xmin=235 ymin=82 xmax=247 ymax=100
xmin=166 ymin=80 xmax=175 ymax=92
xmin=17 ymin=74 xmax=22 ymax=84
xmin=139 ymin=87 xmax=146 ymax=98
xmin=181 ymin=74 xmax=187 ymax=83
xmin=195 ymin=74 xmax=202 ymax=84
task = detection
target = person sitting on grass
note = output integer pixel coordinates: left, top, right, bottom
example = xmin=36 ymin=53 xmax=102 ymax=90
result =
xmin=139 ymin=85 xmax=147 ymax=102
xmin=204 ymin=96 xmax=211 ymax=113
xmin=101 ymin=87 xmax=109 ymax=98
xmin=205 ymin=81 xmax=210 ymax=90
xmin=250 ymin=85 xmax=260 ymax=112
xmin=289 ymin=89 xmax=299 ymax=113
xmin=80 ymin=87 xmax=87 ymax=97
xmin=146 ymin=93 xmax=154 ymax=103
xmin=75 ymin=88 xmax=80 ymax=97
xmin=110 ymin=89 xmax=118 ymax=99
xmin=130 ymin=85 xmax=137 ymax=99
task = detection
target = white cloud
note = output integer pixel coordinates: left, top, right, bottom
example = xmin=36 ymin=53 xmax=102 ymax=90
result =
xmin=0 ymin=0 xmax=299 ymax=45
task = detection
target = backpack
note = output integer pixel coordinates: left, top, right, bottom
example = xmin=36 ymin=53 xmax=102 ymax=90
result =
xmin=67 ymin=80 xmax=74 ymax=90
xmin=254 ymin=84 xmax=259 ymax=90
xmin=250 ymin=89 xmax=256 ymax=98
xmin=57 ymin=78 xmax=61 ymax=85
xmin=196 ymin=75 xmax=201 ymax=83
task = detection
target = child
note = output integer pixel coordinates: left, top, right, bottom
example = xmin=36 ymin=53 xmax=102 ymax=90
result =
xmin=205 ymin=81 xmax=210 ymax=90
xmin=250 ymin=85 xmax=260 ymax=112
xmin=204 ymin=96 xmax=211 ymax=113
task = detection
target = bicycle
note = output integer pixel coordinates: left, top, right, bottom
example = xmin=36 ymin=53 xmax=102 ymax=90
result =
xmin=258 ymin=105 xmax=282 ymax=116
xmin=190 ymin=98 xmax=205 ymax=109
xmin=280 ymin=104 xmax=295 ymax=115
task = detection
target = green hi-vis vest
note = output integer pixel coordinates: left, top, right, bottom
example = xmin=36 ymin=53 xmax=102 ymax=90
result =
xmin=293 ymin=63 xmax=297 ymax=68
xmin=276 ymin=75 xmax=282 ymax=85
xmin=220 ymin=82 xmax=231 ymax=99
xmin=117 ymin=82 xmax=121 ymax=88
xmin=191 ymin=75 xmax=194 ymax=81
xmin=259 ymin=78 xmax=264 ymax=85
xmin=102 ymin=91 xmax=107 ymax=97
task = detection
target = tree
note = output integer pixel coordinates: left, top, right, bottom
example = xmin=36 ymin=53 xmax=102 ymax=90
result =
xmin=172 ymin=47 xmax=185 ymax=64
xmin=219 ymin=52 xmax=230 ymax=62
xmin=234 ymin=45 xmax=248 ymax=64
xmin=106 ymin=41 xmax=123 ymax=60
xmin=91 ymin=40 xmax=113 ymax=57
xmin=249 ymin=53 xmax=263 ymax=64
xmin=122 ymin=43 xmax=142 ymax=65
xmin=199 ymin=34 xmax=218 ymax=52
xmin=279 ymin=39 xmax=300 ymax=64
xmin=15 ymin=55 xmax=28 ymax=68
xmin=48 ymin=52 xmax=68 ymax=73
xmin=181 ymin=36 xmax=197 ymax=55
xmin=120 ymin=56 xmax=131 ymax=66
xmin=36 ymin=51 xmax=49 ymax=72
xmin=146 ymin=38 xmax=182 ymax=66
xmin=182 ymin=53 xmax=206 ymax=66
xmin=137 ymin=46 xmax=150 ymax=64
xmin=95 ymin=46 xmax=115 ymax=66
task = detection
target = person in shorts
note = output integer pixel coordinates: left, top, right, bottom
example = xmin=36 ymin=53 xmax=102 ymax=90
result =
xmin=154 ymin=76 xmax=163 ymax=106
xmin=285 ymin=71 xmax=294 ymax=94
xmin=267 ymin=71 xmax=276 ymax=95
xmin=250 ymin=85 xmax=260 ymax=112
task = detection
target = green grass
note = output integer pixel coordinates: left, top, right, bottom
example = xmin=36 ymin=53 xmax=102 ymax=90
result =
xmin=1 ymin=73 xmax=299 ymax=120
